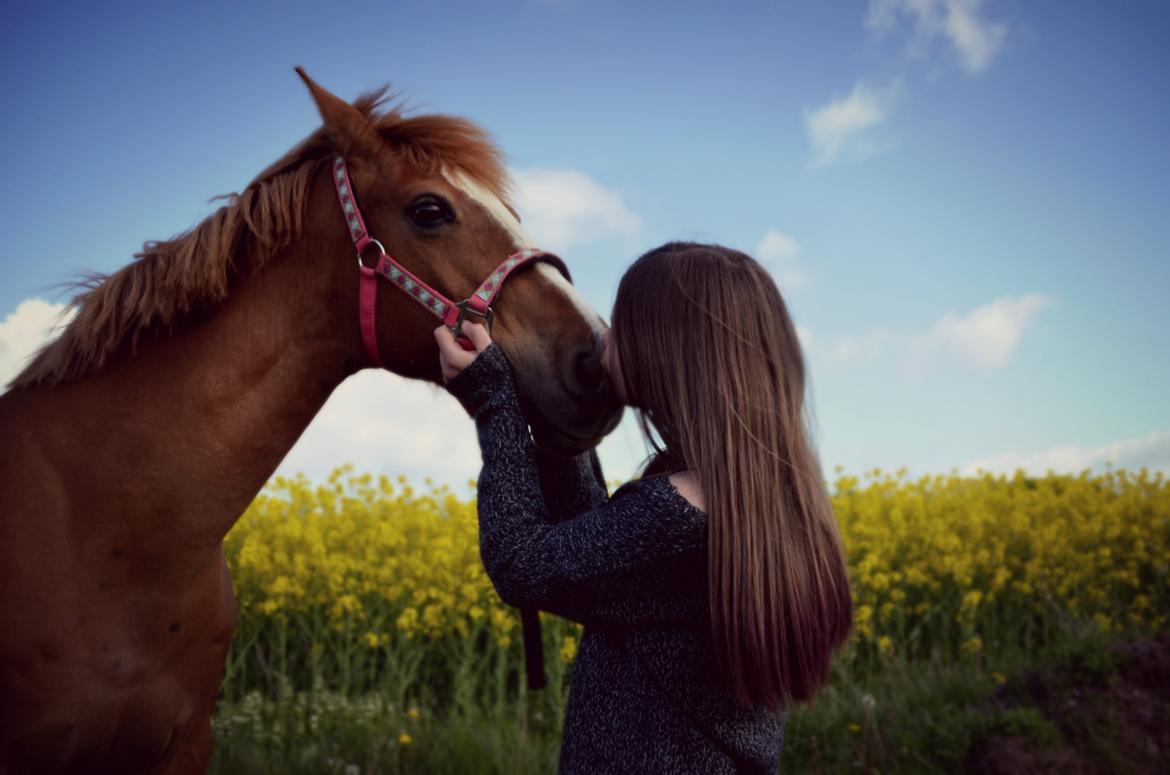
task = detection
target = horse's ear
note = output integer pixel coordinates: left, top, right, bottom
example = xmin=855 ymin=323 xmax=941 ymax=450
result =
xmin=295 ymin=66 xmax=381 ymax=159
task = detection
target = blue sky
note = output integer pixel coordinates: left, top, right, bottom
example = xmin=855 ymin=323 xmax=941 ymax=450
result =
xmin=2 ymin=0 xmax=1168 ymax=486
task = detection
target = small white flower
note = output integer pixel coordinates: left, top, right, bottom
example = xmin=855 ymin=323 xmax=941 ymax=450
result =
xmin=861 ymin=693 xmax=876 ymax=710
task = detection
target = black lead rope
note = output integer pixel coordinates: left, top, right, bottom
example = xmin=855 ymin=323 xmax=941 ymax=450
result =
xmin=520 ymin=605 xmax=546 ymax=689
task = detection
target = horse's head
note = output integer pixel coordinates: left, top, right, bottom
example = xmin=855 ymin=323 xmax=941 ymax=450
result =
xmin=294 ymin=69 xmax=621 ymax=454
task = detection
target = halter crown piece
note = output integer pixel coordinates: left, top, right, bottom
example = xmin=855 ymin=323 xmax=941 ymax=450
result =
xmin=331 ymin=155 xmax=570 ymax=367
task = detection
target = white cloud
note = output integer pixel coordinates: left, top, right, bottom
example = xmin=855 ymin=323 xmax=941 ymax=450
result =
xmin=828 ymin=325 xmax=894 ymax=367
xmin=915 ymin=293 xmax=1050 ymax=371
xmin=943 ymin=0 xmax=1006 ymax=72
xmin=823 ymin=293 xmax=1050 ymax=374
xmin=754 ymin=229 xmax=807 ymax=294
xmin=962 ymin=430 xmax=1170 ymax=476
xmin=796 ymin=325 xmax=814 ymax=352
xmin=276 ymin=369 xmax=483 ymax=490
xmin=595 ymin=410 xmax=654 ymax=484
xmin=282 ymin=371 xmax=657 ymax=491
xmin=804 ymin=3 xmax=1004 ymax=172
xmin=803 ymin=82 xmax=893 ymax=168
xmin=509 ymin=168 xmax=642 ymax=253
xmin=0 ymin=298 xmax=74 ymax=387
xmin=867 ymin=0 xmax=1007 ymax=74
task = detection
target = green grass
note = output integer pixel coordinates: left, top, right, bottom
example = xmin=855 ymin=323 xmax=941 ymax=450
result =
xmin=211 ymin=620 xmax=1164 ymax=773
xmin=212 ymin=690 xmax=561 ymax=774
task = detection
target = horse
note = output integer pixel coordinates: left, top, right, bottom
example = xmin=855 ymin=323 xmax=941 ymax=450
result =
xmin=0 ymin=67 xmax=622 ymax=773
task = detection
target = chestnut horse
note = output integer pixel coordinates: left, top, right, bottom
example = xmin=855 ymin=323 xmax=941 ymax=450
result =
xmin=0 ymin=68 xmax=621 ymax=773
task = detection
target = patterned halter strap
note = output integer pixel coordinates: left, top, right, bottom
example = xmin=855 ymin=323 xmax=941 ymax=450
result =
xmin=332 ymin=155 xmax=556 ymax=689
xmin=331 ymin=155 xmax=571 ymax=366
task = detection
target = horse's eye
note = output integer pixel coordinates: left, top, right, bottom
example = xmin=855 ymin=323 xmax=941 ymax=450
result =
xmin=408 ymin=199 xmax=454 ymax=229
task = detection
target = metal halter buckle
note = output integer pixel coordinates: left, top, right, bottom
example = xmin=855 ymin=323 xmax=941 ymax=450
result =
xmin=356 ymin=238 xmax=386 ymax=268
xmin=451 ymin=298 xmax=494 ymax=338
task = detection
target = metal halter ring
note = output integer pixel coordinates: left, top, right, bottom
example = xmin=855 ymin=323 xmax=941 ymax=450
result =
xmin=450 ymin=298 xmax=495 ymax=339
xmin=356 ymin=238 xmax=386 ymax=268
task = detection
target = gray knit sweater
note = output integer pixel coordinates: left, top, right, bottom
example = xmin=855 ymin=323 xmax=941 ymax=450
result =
xmin=446 ymin=342 xmax=785 ymax=774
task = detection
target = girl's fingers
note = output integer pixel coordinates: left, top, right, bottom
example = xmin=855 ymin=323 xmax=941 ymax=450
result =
xmin=433 ymin=325 xmax=459 ymax=357
xmin=462 ymin=321 xmax=493 ymax=352
xmin=433 ymin=323 xmax=493 ymax=385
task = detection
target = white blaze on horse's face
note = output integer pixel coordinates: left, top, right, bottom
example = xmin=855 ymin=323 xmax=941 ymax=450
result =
xmin=441 ymin=168 xmax=604 ymax=332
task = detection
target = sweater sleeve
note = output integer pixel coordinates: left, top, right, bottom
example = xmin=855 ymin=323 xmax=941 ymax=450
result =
xmin=532 ymin=445 xmax=610 ymax=524
xmin=445 ymin=343 xmax=705 ymax=626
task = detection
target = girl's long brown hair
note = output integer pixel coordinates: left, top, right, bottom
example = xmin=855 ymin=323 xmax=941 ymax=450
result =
xmin=611 ymin=241 xmax=853 ymax=710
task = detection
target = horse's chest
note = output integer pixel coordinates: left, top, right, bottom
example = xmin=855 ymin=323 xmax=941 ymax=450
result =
xmin=1 ymin=551 xmax=236 ymax=772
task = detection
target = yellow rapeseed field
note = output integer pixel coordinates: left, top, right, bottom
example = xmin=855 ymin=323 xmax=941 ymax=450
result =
xmin=229 ymin=466 xmax=512 ymax=646
xmin=221 ymin=465 xmax=1169 ymax=699
xmin=832 ymin=466 xmax=1168 ymax=659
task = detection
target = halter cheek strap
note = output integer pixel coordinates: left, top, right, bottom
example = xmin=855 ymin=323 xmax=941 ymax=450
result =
xmin=331 ymin=155 xmax=570 ymax=367
xmin=331 ymin=154 xmax=562 ymax=690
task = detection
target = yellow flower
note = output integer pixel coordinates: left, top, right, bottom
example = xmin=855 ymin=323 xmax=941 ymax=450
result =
xmin=220 ymin=464 xmax=1170 ymax=696
xmin=407 ymin=707 xmax=420 ymax=720
xmin=398 ymin=732 xmax=412 ymax=745
xmin=396 ymin=607 xmax=420 ymax=638
xmin=561 ymin=636 xmax=578 ymax=663
xmin=848 ymin=723 xmax=861 ymax=733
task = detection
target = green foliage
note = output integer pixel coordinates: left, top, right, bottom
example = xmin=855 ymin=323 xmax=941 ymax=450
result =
xmin=210 ymin=466 xmax=1169 ymax=772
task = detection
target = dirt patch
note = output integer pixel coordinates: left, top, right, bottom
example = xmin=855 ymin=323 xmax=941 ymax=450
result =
xmin=965 ymin=631 xmax=1170 ymax=774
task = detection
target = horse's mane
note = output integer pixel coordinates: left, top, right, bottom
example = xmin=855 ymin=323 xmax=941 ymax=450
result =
xmin=9 ymin=86 xmax=511 ymax=390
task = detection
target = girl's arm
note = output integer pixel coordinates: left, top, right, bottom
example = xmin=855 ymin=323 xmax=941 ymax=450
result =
xmin=532 ymin=445 xmax=610 ymax=525
xmin=447 ymin=342 xmax=704 ymax=627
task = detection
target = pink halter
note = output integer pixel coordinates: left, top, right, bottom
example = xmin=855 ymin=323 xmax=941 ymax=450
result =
xmin=331 ymin=155 xmax=570 ymax=366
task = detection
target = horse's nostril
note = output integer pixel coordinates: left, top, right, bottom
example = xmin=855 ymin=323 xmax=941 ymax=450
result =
xmin=575 ymin=348 xmax=603 ymax=393
xmin=567 ymin=336 xmax=605 ymax=399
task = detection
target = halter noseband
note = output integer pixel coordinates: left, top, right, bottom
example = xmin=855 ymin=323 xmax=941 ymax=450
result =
xmin=331 ymin=155 xmax=570 ymax=366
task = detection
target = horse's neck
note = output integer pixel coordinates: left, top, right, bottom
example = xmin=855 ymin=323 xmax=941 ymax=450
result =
xmin=15 ymin=242 xmax=360 ymax=557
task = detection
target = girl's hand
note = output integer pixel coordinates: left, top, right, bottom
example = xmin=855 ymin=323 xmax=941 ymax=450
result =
xmin=433 ymin=321 xmax=493 ymax=384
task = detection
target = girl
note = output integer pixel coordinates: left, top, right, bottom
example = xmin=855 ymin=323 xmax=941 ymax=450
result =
xmin=434 ymin=241 xmax=854 ymax=774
